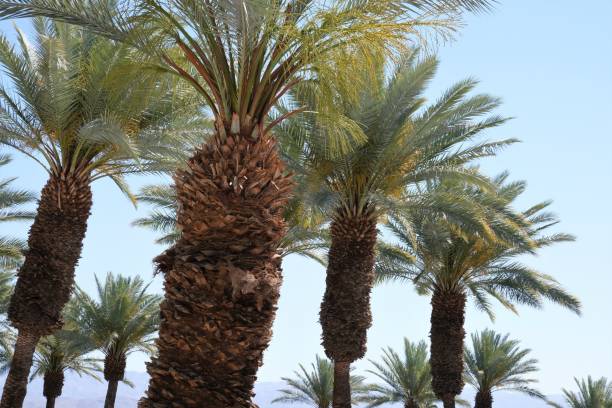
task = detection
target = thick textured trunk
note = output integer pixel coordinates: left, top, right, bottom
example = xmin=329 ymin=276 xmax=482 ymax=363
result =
xmin=320 ymin=207 xmax=377 ymax=408
xmin=140 ymin=131 xmax=292 ymax=407
xmin=474 ymin=390 xmax=493 ymax=408
xmin=0 ymin=330 xmax=40 ymax=407
xmin=43 ymin=371 xmax=64 ymax=408
xmin=1 ymin=174 xmax=92 ymax=408
xmin=104 ymin=352 xmax=126 ymax=408
xmin=430 ymin=290 xmax=466 ymax=408
xmin=332 ymin=361 xmax=351 ymax=408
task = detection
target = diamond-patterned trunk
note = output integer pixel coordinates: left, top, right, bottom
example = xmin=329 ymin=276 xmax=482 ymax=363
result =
xmin=43 ymin=370 xmax=64 ymax=408
xmin=140 ymin=131 xmax=292 ymax=407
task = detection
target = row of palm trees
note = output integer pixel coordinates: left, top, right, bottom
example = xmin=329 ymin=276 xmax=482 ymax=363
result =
xmin=276 ymin=335 xmax=612 ymax=408
xmin=0 ymin=1 xmax=594 ymax=407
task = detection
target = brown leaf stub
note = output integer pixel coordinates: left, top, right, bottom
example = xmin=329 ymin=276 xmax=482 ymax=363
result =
xmin=140 ymin=132 xmax=293 ymax=407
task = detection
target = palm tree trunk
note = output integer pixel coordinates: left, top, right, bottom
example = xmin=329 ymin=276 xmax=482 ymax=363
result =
xmin=140 ymin=132 xmax=292 ymax=407
xmin=429 ymin=289 xmax=466 ymax=408
xmin=404 ymin=398 xmax=418 ymax=408
xmin=104 ymin=380 xmax=119 ymax=408
xmin=332 ymin=361 xmax=351 ymax=408
xmin=320 ymin=206 xmax=377 ymax=408
xmin=0 ymin=329 xmax=40 ymax=407
xmin=104 ymin=352 xmax=126 ymax=408
xmin=474 ymin=390 xmax=493 ymax=408
xmin=43 ymin=371 xmax=64 ymax=408
xmin=0 ymin=174 xmax=92 ymax=408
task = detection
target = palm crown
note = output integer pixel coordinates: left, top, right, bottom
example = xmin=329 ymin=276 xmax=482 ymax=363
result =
xmin=554 ymin=377 xmax=612 ymax=408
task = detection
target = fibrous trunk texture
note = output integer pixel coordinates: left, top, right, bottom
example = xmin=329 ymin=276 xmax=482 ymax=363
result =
xmin=430 ymin=289 xmax=466 ymax=408
xmin=0 ymin=174 xmax=91 ymax=408
xmin=332 ymin=361 xmax=351 ymax=408
xmin=474 ymin=390 xmax=493 ymax=408
xmin=140 ymin=131 xmax=292 ymax=408
xmin=104 ymin=352 xmax=126 ymax=408
xmin=43 ymin=371 xmax=64 ymax=408
xmin=320 ymin=207 xmax=377 ymax=408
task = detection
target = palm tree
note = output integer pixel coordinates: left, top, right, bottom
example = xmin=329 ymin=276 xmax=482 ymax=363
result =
xmin=278 ymin=49 xmax=517 ymax=406
xmin=363 ymin=339 xmax=436 ymax=408
xmin=0 ymin=155 xmax=35 ymax=271
xmin=551 ymin=377 xmax=612 ymax=408
xmin=30 ymin=333 xmax=101 ymax=408
xmin=376 ymin=174 xmax=581 ymax=408
xmin=464 ymin=329 xmax=545 ymax=408
xmin=0 ymin=2 xmax=496 ymax=405
xmin=0 ymin=19 xmax=187 ymax=407
xmin=273 ymin=355 xmax=369 ymax=408
xmin=65 ymin=273 xmax=161 ymax=408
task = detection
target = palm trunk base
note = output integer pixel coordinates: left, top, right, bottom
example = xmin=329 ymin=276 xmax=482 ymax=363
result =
xmin=332 ymin=361 xmax=352 ymax=408
xmin=104 ymin=380 xmax=119 ymax=408
xmin=475 ymin=390 xmax=493 ymax=408
xmin=0 ymin=329 xmax=42 ymax=408
xmin=45 ymin=397 xmax=56 ymax=408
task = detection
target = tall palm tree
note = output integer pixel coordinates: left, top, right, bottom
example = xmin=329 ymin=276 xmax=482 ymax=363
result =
xmin=278 ymin=50 xmax=517 ymax=406
xmin=65 ymin=273 xmax=161 ymax=408
xmin=551 ymin=377 xmax=612 ymax=408
xmin=30 ymin=332 xmax=101 ymax=408
xmin=0 ymin=19 xmax=187 ymax=407
xmin=273 ymin=355 xmax=369 ymax=408
xmin=376 ymin=174 xmax=581 ymax=408
xmin=0 ymin=155 xmax=35 ymax=271
xmin=0 ymin=2 xmax=495 ymax=405
xmin=363 ymin=339 xmax=436 ymax=408
xmin=464 ymin=329 xmax=545 ymax=408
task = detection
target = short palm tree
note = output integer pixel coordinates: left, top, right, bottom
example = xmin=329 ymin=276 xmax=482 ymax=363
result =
xmin=273 ymin=355 xmax=369 ymax=408
xmin=0 ymin=2 xmax=495 ymax=405
xmin=65 ymin=273 xmax=161 ymax=408
xmin=30 ymin=332 xmax=101 ymax=408
xmin=0 ymin=155 xmax=34 ymax=271
xmin=363 ymin=339 xmax=436 ymax=408
xmin=464 ymin=329 xmax=545 ymax=408
xmin=376 ymin=174 xmax=581 ymax=408
xmin=278 ymin=50 xmax=517 ymax=406
xmin=552 ymin=377 xmax=612 ymax=408
xmin=0 ymin=19 xmax=186 ymax=407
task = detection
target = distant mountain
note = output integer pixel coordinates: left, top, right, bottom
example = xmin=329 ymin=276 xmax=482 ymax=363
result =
xmin=1 ymin=372 xmax=566 ymax=407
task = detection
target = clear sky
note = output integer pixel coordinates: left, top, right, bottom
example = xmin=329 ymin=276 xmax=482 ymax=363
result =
xmin=1 ymin=0 xmax=611 ymax=395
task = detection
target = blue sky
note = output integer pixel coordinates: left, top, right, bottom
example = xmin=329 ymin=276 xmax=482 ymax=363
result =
xmin=1 ymin=0 xmax=611 ymax=395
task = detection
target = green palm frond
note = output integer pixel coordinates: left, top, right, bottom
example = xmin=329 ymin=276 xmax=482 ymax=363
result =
xmin=558 ymin=377 xmax=612 ymax=408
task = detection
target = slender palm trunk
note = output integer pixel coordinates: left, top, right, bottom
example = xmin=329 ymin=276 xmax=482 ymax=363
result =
xmin=140 ymin=131 xmax=292 ymax=407
xmin=429 ymin=289 xmax=466 ymax=408
xmin=0 ymin=174 xmax=92 ymax=408
xmin=43 ymin=371 xmax=64 ymax=408
xmin=320 ymin=206 xmax=377 ymax=408
xmin=474 ymin=390 xmax=493 ymax=408
xmin=104 ymin=352 xmax=126 ymax=408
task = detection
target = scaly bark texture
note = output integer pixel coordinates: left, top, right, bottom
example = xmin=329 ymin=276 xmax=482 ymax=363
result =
xmin=474 ymin=390 xmax=493 ymax=408
xmin=140 ymin=131 xmax=292 ymax=408
xmin=0 ymin=174 xmax=92 ymax=408
xmin=430 ymin=290 xmax=466 ymax=408
xmin=104 ymin=352 xmax=126 ymax=408
xmin=320 ymin=207 xmax=377 ymax=408
xmin=43 ymin=371 xmax=64 ymax=408
xmin=332 ymin=361 xmax=351 ymax=408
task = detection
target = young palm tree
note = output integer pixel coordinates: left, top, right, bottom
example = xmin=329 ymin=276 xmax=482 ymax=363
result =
xmin=30 ymin=333 xmax=101 ymax=408
xmin=0 ymin=19 xmax=186 ymax=407
xmin=65 ymin=273 xmax=161 ymax=408
xmin=464 ymin=329 xmax=545 ymax=408
xmin=0 ymin=2 xmax=495 ymax=405
xmin=273 ymin=355 xmax=369 ymax=408
xmin=376 ymin=174 xmax=581 ymax=408
xmin=278 ymin=50 xmax=517 ymax=406
xmin=363 ymin=339 xmax=436 ymax=408
xmin=551 ymin=377 xmax=612 ymax=408
xmin=0 ymin=155 xmax=35 ymax=271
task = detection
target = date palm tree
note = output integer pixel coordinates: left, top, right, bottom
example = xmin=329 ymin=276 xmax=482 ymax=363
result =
xmin=30 ymin=332 xmax=101 ymax=408
xmin=376 ymin=174 xmax=581 ymax=408
xmin=363 ymin=339 xmax=437 ymax=408
xmin=0 ymin=18 xmax=187 ymax=407
xmin=551 ymin=377 xmax=612 ymax=408
xmin=464 ymin=329 xmax=545 ymax=408
xmin=65 ymin=273 xmax=161 ymax=408
xmin=273 ymin=355 xmax=369 ymax=408
xmin=0 ymin=2 xmax=496 ymax=405
xmin=278 ymin=49 xmax=517 ymax=406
